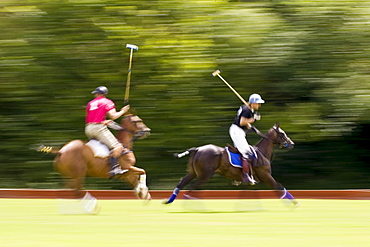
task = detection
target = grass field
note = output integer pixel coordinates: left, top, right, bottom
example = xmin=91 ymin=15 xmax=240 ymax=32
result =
xmin=0 ymin=198 xmax=369 ymax=247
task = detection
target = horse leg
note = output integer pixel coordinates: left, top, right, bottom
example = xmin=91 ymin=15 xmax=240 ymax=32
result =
xmin=127 ymin=168 xmax=148 ymax=199
xmin=134 ymin=171 xmax=150 ymax=200
xmin=119 ymin=170 xmax=150 ymax=200
xmin=254 ymin=166 xmax=299 ymax=206
xmin=54 ymin=145 xmax=87 ymax=199
xmin=165 ymin=145 xmax=219 ymax=204
xmin=183 ymin=169 xmax=216 ymax=200
xmin=163 ymin=173 xmax=196 ymax=204
xmin=117 ymin=152 xmax=150 ymax=200
xmin=120 ymin=152 xmax=145 ymax=178
xmin=63 ymin=177 xmax=85 ymax=198
xmin=178 ymin=148 xmax=218 ymax=201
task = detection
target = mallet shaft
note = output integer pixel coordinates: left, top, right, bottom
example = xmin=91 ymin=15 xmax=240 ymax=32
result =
xmin=124 ymin=49 xmax=134 ymax=102
xmin=212 ymin=70 xmax=248 ymax=105
xmin=124 ymin=44 xmax=138 ymax=103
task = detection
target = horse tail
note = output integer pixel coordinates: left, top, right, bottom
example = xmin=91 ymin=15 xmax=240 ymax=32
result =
xmin=173 ymin=147 xmax=197 ymax=158
xmin=37 ymin=145 xmax=60 ymax=154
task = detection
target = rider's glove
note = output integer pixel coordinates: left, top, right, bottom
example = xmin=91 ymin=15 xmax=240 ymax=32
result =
xmin=254 ymin=112 xmax=261 ymax=121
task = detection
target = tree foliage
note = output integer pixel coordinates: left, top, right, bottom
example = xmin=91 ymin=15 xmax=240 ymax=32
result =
xmin=1 ymin=0 xmax=369 ymax=189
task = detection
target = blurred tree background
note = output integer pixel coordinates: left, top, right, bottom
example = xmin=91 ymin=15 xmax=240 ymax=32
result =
xmin=0 ymin=0 xmax=369 ymax=190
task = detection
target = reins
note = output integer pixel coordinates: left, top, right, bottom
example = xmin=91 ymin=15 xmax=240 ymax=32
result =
xmin=109 ymin=117 xmax=150 ymax=147
xmin=108 ymin=118 xmax=143 ymax=135
xmin=251 ymin=125 xmax=291 ymax=149
xmin=250 ymin=126 xmax=278 ymax=144
xmin=108 ymin=121 xmax=135 ymax=134
xmin=249 ymin=126 xmax=277 ymax=163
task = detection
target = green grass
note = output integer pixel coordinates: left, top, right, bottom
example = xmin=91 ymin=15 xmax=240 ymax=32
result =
xmin=1 ymin=198 xmax=369 ymax=247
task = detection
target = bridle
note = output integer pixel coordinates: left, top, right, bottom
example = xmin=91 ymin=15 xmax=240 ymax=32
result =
xmin=122 ymin=115 xmax=150 ymax=140
xmin=251 ymin=126 xmax=292 ymax=148
xmin=108 ymin=115 xmax=150 ymax=141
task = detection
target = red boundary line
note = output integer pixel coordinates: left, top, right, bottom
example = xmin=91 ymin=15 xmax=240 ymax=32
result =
xmin=0 ymin=189 xmax=369 ymax=200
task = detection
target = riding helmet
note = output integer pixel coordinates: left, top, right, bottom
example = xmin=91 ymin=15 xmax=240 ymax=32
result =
xmin=248 ymin=94 xmax=265 ymax=104
xmin=92 ymin=86 xmax=108 ymax=95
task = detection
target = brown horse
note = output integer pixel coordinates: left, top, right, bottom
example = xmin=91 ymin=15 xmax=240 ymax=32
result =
xmin=39 ymin=114 xmax=151 ymax=200
xmin=163 ymin=123 xmax=299 ymax=206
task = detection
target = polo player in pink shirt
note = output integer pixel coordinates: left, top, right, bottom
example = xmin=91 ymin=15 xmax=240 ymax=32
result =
xmin=85 ymin=86 xmax=130 ymax=177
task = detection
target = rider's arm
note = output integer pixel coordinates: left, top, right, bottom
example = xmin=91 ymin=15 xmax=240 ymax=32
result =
xmin=239 ymin=116 xmax=255 ymax=129
xmin=107 ymin=105 xmax=130 ymax=120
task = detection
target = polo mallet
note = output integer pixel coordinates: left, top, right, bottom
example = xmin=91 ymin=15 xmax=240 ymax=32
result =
xmin=124 ymin=44 xmax=139 ymax=104
xmin=212 ymin=70 xmax=248 ymax=105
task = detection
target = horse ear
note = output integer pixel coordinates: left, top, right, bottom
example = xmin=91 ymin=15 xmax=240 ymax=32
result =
xmin=274 ymin=122 xmax=280 ymax=128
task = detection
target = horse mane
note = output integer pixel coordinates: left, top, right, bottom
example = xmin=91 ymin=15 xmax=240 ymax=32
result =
xmin=255 ymin=126 xmax=275 ymax=147
xmin=121 ymin=114 xmax=142 ymax=123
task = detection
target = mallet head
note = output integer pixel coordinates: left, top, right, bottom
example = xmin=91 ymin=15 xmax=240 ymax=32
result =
xmin=126 ymin=44 xmax=139 ymax=50
xmin=212 ymin=70 xmax=221 ymax=77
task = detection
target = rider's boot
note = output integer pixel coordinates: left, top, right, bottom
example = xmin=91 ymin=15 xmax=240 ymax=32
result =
xmin=108 ymin=156 xmax=128 ymax=178
xmin=242 ymin=158 xmax=256 ymax=185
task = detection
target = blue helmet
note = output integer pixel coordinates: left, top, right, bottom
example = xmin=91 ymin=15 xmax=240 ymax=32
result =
xmin=92 ymin=86 xmax=108 ymax=95
xmin=249 ymin=93 xmax=265 ymax=104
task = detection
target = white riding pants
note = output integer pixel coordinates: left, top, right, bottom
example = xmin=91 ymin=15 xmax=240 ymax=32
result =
xmin=229 ymin=124 xmax=251 ymax=159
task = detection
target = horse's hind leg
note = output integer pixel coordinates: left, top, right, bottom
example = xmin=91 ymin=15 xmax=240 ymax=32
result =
xmin=181 ymin=151 xmax=217 ymax=200
xmin=63 ymin=176 xmax=85 ymax=198
xmin=163 ymin=173 xmax=196 ymax=204
xmin=183 ymin=171 xmax=215 ymax=200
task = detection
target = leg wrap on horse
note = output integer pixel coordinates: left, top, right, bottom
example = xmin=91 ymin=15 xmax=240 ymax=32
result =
xmin=134 ymin=174 xmax=150 ymax=200
xmin=166 ymin=187 xmax=180 ymax=204
xmin=139 ymin=174 xmax=147 ymax=186
xmin=280 ymin=188 xmax=295 ymax=200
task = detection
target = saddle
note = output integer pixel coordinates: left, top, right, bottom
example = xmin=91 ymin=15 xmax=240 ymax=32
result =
xmin=86 ymin=139 xmax=110 ymax=158
xmin=226 ymin=144 xmax=258 ymax=185
xmin=225 ymin=144 xmax=257 ymax=168
xmin=86 ymin=139 xmax=133 ymax=159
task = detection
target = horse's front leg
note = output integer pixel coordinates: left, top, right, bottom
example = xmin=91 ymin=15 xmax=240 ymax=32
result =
xmin=120 ymin=152 xmax=150 ymax=200
xmin=254 ymin=166 xmax=299 ymax=207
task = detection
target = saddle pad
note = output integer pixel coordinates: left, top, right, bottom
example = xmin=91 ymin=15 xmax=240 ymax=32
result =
xmin=225 ymin=147 xmax=242 ymax=168
xmin=86 ymin=139 xmax=110 ymax=158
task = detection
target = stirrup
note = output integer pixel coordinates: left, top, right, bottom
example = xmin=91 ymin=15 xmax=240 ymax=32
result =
xmin=247 ymin=174 xmax=257 ymax=185
xmin=243 ymin=173 xmax=257 ymax=185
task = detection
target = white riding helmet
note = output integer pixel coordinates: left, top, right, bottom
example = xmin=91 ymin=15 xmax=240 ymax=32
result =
xmin=248 ymin=93 xmax=265 ymax=104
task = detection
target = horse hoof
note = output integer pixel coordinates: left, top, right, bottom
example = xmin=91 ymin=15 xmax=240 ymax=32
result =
xmin=145 ymin=192 xmax=152 ymax=201
xmin=90 ymin=202 xmax=101 ymax=215
xmin=183 ymin=194 xmax=198 ymax=200
xmin=292 ymin=200 xmax=300 ymax=208
xmin=135 ymin=186 xmax=151 ymax=201
xmin=162 ymin=199 xmax=170 ymax=204
xmin=282 ymin=199 xmax=300 ymax=208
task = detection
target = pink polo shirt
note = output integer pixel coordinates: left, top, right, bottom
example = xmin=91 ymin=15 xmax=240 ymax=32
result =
xmin=86 ymin=96 xmax=115 ymax=124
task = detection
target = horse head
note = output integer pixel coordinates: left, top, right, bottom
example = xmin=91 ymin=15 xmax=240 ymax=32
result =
xmin=269 ymin=123 xmax=295 ymax=149
xmin=120 ymin=114 xmax=151 ymax=140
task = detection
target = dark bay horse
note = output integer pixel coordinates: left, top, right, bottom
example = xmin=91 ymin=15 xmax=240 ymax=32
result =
xmin=163 ymin=123 xmax=299 ymax=206
xmin=39 ymin=114 xmax=151 ymax=200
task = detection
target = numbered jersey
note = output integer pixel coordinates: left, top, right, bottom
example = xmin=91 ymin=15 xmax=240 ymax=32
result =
xmin=233 ymin=105 xmax=253 ymax=130
xmin=86 ymin=96 xmax=115 ymax=124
